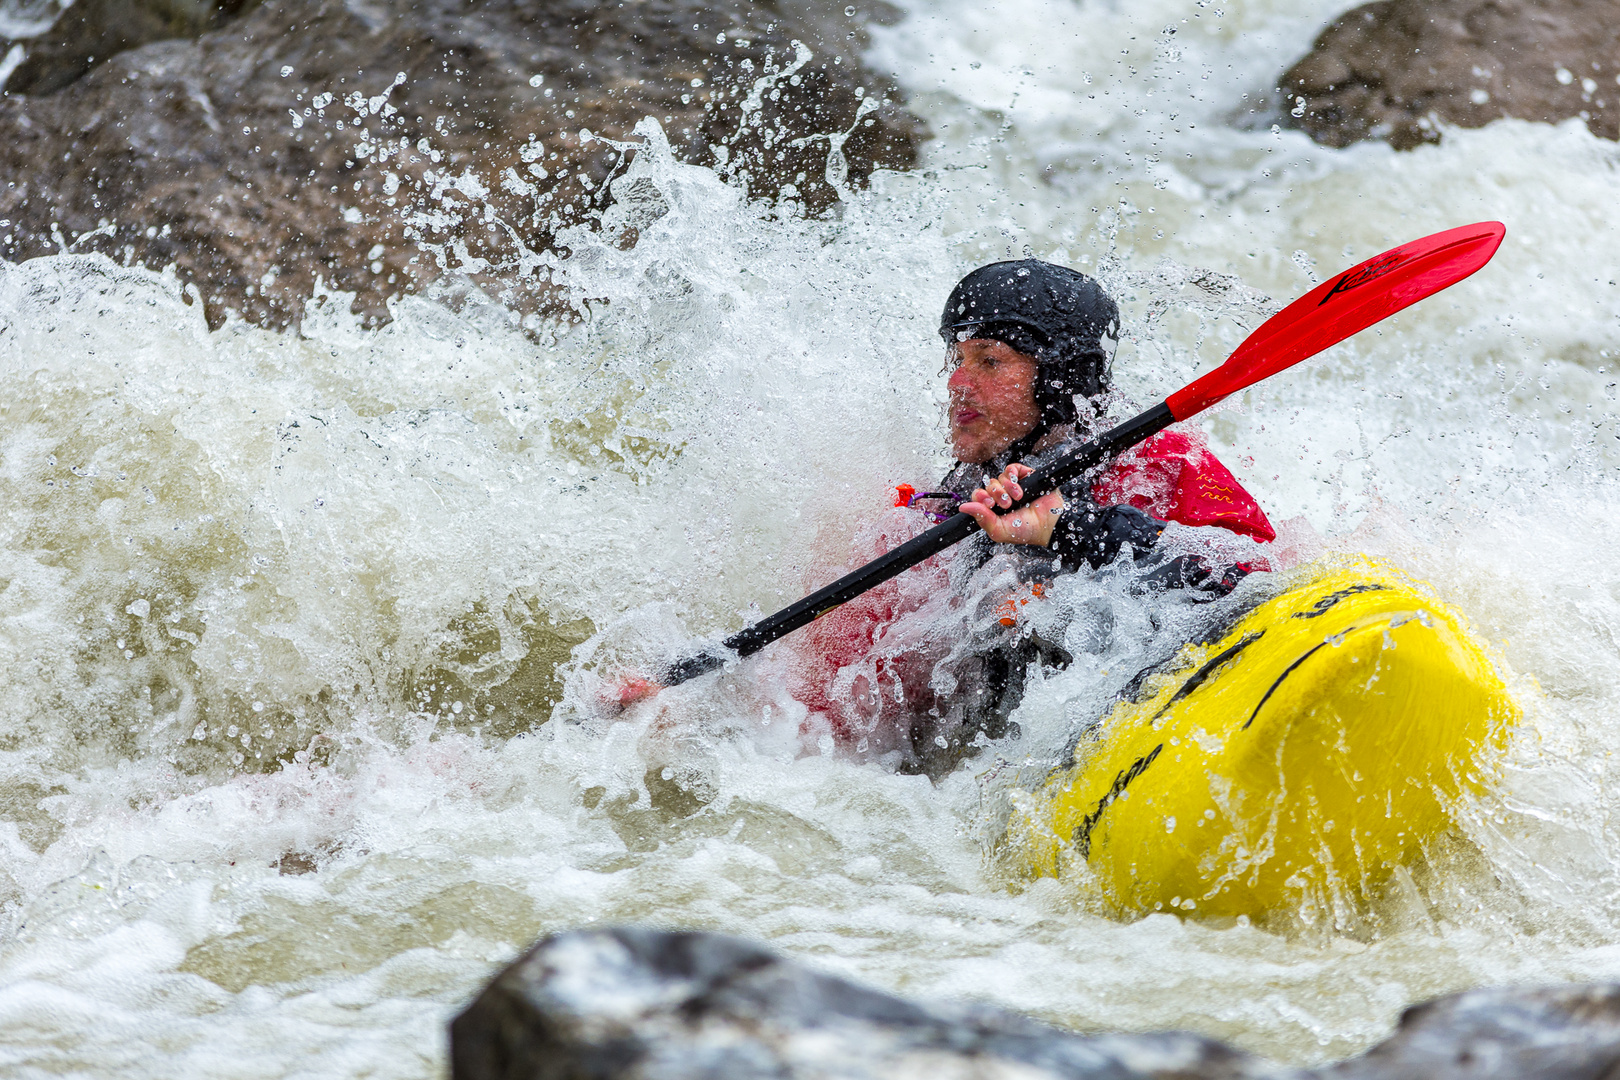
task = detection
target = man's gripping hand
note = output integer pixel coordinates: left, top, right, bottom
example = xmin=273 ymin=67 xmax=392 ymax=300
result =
xmin=959 ymin=462 xmax=1065 ymax=547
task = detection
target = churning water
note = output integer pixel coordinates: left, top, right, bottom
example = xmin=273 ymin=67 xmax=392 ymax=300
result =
xmin=2 ymin=0 xmax=1619 ymax=1074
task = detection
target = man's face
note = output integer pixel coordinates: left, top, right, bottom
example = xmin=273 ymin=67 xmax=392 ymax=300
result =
xmin=946 ymin=337 xmax=1042 ymax=464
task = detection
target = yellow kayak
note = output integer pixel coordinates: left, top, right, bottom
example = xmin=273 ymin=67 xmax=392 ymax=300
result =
xmin=1003 ymin=559 xmax=1518 ymax=920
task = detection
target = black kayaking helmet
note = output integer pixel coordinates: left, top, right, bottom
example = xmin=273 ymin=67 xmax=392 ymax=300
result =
xmin=939 ymin=259 xmax=1120 ymax=433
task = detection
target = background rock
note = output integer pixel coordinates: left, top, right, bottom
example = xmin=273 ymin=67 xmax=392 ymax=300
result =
xmin=1 ymin=0 xmax=259 ymax=96
xmin=1278 ymin=0 xmax=1620 ymax=150
xmin=0 ymin=0 xmax=925 ymax=329
xmin=453 ymin=926 xmax=1620 ymax=1080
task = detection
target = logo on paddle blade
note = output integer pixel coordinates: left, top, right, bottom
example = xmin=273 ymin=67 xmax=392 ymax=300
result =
xmin=1317 ymin=251 xmax=1404 ymax=306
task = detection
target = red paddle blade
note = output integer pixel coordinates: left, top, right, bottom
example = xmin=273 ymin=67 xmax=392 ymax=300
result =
xmin=1165 ymin=221 xmax=1506 ymax=421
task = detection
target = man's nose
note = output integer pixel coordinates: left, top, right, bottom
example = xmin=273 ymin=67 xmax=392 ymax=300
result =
xmin=946 ymin=364 xmax=972 ymax=392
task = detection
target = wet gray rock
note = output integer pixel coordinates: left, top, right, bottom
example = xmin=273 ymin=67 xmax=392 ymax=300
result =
xmin=0 ymin=0 xmax=924 ymax=329
xmin=1279 ymin=0 xmax=1620 ymax=150
xmin=1326 ymin=983 xmax=1620 ymax=1079
xmin=2 ymin=0 xmax=258 ymax=96
xmin=449 ymin=926 xmax=1289 ymax=1080
xmin=452 ymin=926 xmax=1620 ymax=1080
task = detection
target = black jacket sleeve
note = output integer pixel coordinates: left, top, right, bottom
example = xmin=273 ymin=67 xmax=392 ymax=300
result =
xmin=1047 ymin=502 xmax=1163 ymax=572
xmin=1047 ymin=501 xmax=1248 ymax=597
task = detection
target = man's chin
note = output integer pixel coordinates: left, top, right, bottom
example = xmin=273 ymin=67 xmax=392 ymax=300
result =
xmin=950 ymin=439 xmax=990 ymax=465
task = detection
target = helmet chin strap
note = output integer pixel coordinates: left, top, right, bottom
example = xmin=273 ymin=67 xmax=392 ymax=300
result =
xmin=993 ymin=424 xmax=1049 ymax=474
xmin=981 ymin=392 xmax=1107 ymax=476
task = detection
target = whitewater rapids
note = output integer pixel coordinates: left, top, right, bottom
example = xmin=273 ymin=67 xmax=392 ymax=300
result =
xmin=0 ymin=0 xmax=1617 ymax=1075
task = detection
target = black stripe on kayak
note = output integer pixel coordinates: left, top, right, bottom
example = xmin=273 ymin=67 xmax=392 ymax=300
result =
xmin=1245 ymin=611 xmax=1417 ymax=730
xmin=1242 ymin=639 xmax=1333 ymax=731
xmin=1292 ymin=583 xmax=1387 ymax=619
xmin=1073 ymin=742 xmax=1163 ymax=859
xmin=1150 ymin=632 xmax=1264 ymax=723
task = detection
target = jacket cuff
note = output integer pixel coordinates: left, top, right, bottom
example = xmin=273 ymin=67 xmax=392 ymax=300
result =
xmin=1048 ymin=503 xmax=1164 ymax=572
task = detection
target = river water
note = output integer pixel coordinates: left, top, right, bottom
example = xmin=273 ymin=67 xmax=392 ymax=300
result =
xmin=1 ymin=0 xmax=1618 ymax=1075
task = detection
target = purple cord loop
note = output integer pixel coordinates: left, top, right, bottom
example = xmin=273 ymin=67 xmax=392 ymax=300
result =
xmin=906 ymin=490 xmax=966 ymax=524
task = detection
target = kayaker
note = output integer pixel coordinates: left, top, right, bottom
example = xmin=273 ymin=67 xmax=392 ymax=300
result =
xmin=620 ymin=260 xmax=1275 ymax=775
xmin=787 ymin=259 xmax=1276 ymax=775
xmin=929 ymin=258 xmax=1271 ymax=588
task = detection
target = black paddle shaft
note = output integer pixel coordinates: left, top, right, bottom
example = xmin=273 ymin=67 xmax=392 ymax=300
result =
xmin=659 ymin=402 xmax=1176 ymax=685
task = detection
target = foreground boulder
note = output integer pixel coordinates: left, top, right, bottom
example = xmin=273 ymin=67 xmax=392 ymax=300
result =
xmin=452 ymin=926 xmax=1620 ymax=1080
xmin=450 ymin=926 xmax=1284 ymax=1080
xmin=0 ymin=0 xmax=924 ymax=329
xmin=1279 ymin=0 xmax=1620 ymax=150
xmin=1325 ymin=983 xmax=1620 ymax=1079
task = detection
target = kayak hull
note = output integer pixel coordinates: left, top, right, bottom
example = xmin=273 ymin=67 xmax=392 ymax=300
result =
xmin=1005 ymin=561 xmax=1518 ymax=920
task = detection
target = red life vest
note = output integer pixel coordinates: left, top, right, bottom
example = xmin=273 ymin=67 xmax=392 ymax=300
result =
xmin=1091 ymin=428 xmax=1275 ymax=543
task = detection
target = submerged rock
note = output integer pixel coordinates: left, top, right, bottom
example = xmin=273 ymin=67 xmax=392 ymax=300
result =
xmin=0 ymin=0 xmax=925 ymax=329
xmin=1278 ymin=0 xmax=1620 ymax=150
xmin=453 ymin=926 xmax=1620 ymax=1080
